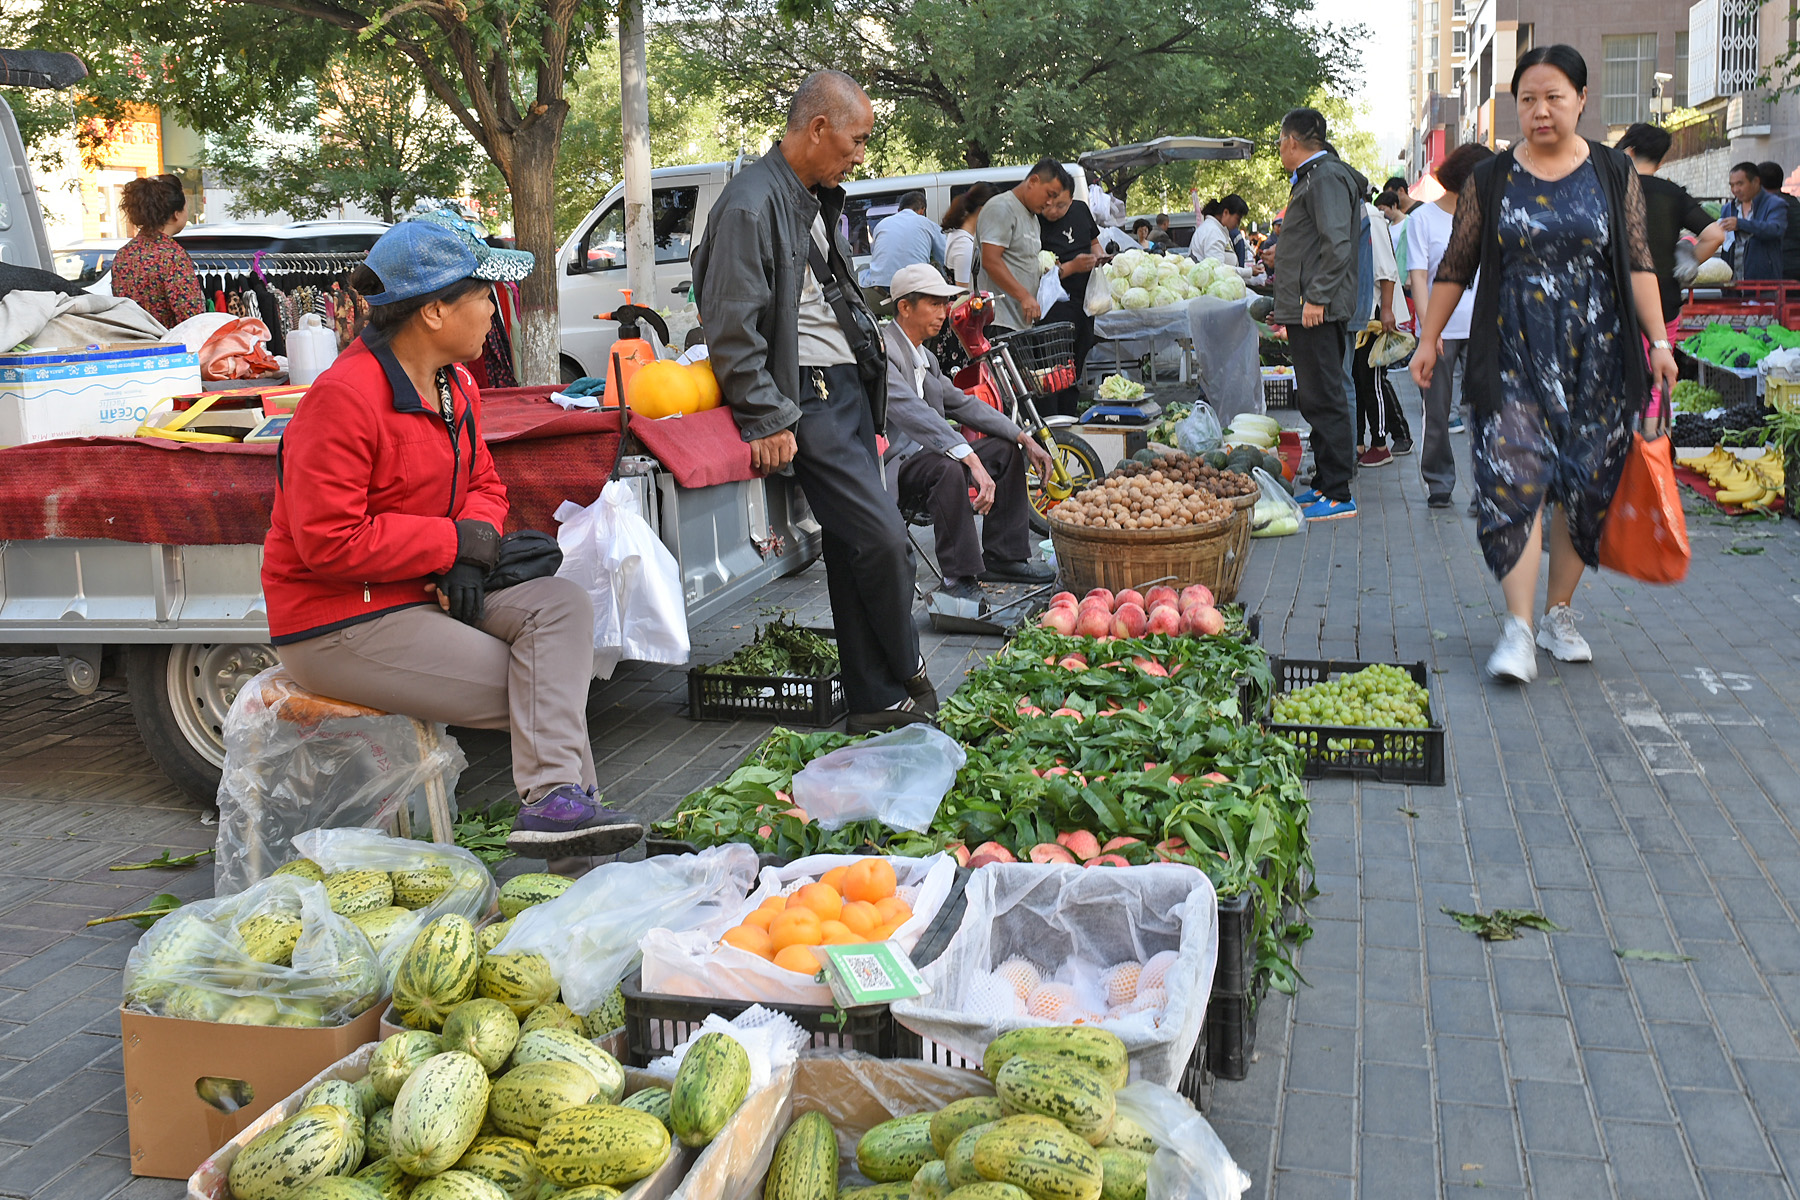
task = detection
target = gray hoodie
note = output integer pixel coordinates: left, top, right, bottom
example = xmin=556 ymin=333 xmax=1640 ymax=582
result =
xmin=1273 ymin=150 xmax=1370 ymax=327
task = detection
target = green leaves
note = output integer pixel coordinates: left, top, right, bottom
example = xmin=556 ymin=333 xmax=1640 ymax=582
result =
xmin=86 ymin=894 xmax=182 ymax=928
xmin=1441 ymin=907 xmax=1565 ymax=941
xmin=110 ymin=849 xmax=212 ymax=871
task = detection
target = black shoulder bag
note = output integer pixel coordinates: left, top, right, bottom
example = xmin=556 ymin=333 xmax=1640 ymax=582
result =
xmin=806 ymin=238 xmax=890 ymax=433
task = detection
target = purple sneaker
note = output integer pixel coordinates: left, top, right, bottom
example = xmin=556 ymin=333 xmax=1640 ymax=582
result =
xmin=507 ymin=785 xmax=644 ymax=857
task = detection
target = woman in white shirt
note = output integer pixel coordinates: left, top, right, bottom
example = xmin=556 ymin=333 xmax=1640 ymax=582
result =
xmin=942 ymin=182 xmax=997 ymax=290
xmin=1405 ymin=143 xmax=1494 ymax=510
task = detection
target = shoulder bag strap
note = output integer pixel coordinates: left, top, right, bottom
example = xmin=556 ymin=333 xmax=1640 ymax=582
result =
xmin=806 ymin=237 xmax=875 ymax=358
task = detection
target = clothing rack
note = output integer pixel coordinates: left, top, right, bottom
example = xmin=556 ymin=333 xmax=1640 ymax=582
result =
xmin=183 ymin=251 xmax=369 ymax=273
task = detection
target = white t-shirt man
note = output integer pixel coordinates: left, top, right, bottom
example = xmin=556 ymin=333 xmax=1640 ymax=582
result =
xmin=1404 ymin=202 xmax=1476 ymax=340
xmin=797 ymin=215 xmax=855 ymax=366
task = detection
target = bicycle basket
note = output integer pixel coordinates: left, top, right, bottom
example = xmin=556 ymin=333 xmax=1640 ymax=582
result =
xmin=991 ymin=322 xmax=1077 ymax=397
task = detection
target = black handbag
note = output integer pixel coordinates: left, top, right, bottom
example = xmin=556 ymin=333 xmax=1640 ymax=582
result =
xmin=483 ymin=530 xmax=562 ymax=591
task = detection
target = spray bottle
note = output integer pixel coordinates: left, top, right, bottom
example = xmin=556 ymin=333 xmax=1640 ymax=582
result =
xmin=598 ymin=291 xmax=672 ymax=408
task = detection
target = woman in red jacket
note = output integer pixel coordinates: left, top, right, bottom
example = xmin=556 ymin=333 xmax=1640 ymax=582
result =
xmin=264 ymin=219 xmax=641 ymax=857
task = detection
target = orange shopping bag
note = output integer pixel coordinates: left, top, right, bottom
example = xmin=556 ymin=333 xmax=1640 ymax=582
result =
xmin=1598 ymin=433 xmax=1690 ymax=583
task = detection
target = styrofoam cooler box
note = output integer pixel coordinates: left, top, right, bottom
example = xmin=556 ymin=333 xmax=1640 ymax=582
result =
xmin=0 ymin=344 xmax=202 ymax=447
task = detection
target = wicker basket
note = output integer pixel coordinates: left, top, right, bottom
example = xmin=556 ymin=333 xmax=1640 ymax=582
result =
xmin=1050 ymin=506 xmax=1251 ymax=601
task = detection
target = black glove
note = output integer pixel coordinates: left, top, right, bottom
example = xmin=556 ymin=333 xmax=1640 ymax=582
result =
xmin=437 ymin=519 xmax=500 ymax=624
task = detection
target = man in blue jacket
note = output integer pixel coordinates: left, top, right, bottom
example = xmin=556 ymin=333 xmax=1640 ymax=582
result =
xmin=1723 ymin=161 xmax=1788 ymax=281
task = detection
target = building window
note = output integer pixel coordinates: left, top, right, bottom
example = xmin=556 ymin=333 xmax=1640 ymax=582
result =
xmin=1517 ymin=24 xmax=1533 ymax=55
xmin=1454 ymin=66 xmax=1465 ymax=88
xmin=1429 ymin=70 xmax=1439 ymax=93
xmin=1603 ymin=34 xmax=1659 ymax=126
xmin=1453 ymin=30 xmax=1467 ymax=55
xmin=1674 ymin=31 xmax=1689 ymax=107
xmin=1430 ymin=35 xmax=1440 ymax=59
xmin=1453 ymin=0 xmax=1465 ymax=15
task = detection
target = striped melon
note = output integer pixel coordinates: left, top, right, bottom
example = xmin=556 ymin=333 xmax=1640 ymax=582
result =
xmin=911 ymin=1159 xmax=953 ymax=1199
xmin=365 ymin=1106 xmax=394 ymax=1161
xmin=219 ymin=996 xmax=284 ymax=1026
xmin=618 ymin=1087 xmax=671 ymax=1131
xmin=390 ymin=1051 xmax=490 ymax=1177
xmin=993 ymin=1056 xmax=1115 ymax=1145
xmin=508 ymin=1029 xmax=625 ymax=1104
xmin=228 ymin=1104 xmax=364 ymax=1200
xmin=327 ymin=869 xmax=397 ymax=916
xmin=941 ymin=1185 xmax=1031 ymax=1199
xmin=352 ymin=1156 xmax=415 ymax=1200
xmin=477 ymin=920 xmax=514 ymax=956
xmin=931 ymin=1098 xmax=1007 ymax=1157
xmin=487 ymin=1060 xmax=599 ymax=1140
xmin=838 ymin=1185 xmax=912 ymax=1200
xmin=354 ymin=907 xmax=419 ymax=953
xmin=945 ymin=1122 xmax=1001 ymax=1189
xmin=670 ymin=1031 xmax=750 ymax=1148
xmin=394 ymin=915 xmax=481 ymax=1030
xmin=1096 ymin=1147 xmax=1149 ymax=1200
xmin=239 ymin=912 xmax=303 ymax=965
xmin=582 ymin=986 xmax=626 ymax=1038
xmin=547 ymin=1187 xmax=623 ymax=1200
xmin=971 ymin=1115 xmax=1103 ymax=1200
xmin=273 ymin=857 xmax=326 ymax=882
xmin=496 ymin=873 xmax=574 ymax=919
xmin=370 ymin=1031 xmax=446 ymax=1103
xmin=981 ymin=1028 xmax=1128 ymax=1091
xmin=161 ymin=984 xmax=231 ymax=1022
xmin=441 ymin=999 xmax=521 ymax=1074
xmin=856 ymin=1112 xmax=937 ymax=1183
xmin=409 ymin=1170 xmax=509 ymax=1200
xmin=453 ymin=1135 xmax=540 ymax=1200
xmin=1098 ymin=1114 xmax=1154 ymax=1154
xmin=355 ymin=1076 xmax=383 ymax=1119
xmin=291 ymin=1178 xmax=385 ymax=1200
xmin=763 ymin=1110 xmax=837 ymax=1200
xmin=392 ymin=866 xmax=456 ymax=910
xmin=533 ymin=1103 xmax=671 ymax=1188
xmin=520 ymin=1002 xmax=582 ymax=1036
xmin=475 ymin=952 xmax=558 ymax=1018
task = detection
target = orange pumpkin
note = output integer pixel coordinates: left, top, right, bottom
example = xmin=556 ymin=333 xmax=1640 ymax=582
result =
xmin=688 ymin=361 xmax=722 ymax=411
xmin=628 ymin=359 xmax=700 ymax=418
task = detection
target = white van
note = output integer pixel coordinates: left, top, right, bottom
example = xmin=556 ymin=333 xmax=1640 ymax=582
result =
xmin=554 ymin=158 xmax=1087 ymax=381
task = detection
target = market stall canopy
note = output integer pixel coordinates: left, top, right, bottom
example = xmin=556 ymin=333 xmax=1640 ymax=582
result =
xmin=1079 ymin=136 xmax=1256 ymax=175
xmin=0 ymin=50 xmax=86 ymax=90
xmin=1409 ymin=174 xmax=1446 ymax=204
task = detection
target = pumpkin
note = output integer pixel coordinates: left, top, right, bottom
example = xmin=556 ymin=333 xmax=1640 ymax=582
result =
xmin=687 ymin=361 xmax=722 ymax=412
xmin=628 ymin=360 xmax=700 ymax=418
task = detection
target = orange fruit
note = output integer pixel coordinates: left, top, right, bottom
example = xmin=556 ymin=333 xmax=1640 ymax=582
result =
xmin=875 ymin=896 xmax=913 ymax=926
xmin=770 ymin=907 xmax=823 ymax=951
xmin=867 ymin=923 xmax=899 ymax=943
xmin=774 ymin=944 xmax=822 ymax=974
xmin=721 ymin=924 xmax=774 ymax=959
xmin=744 ymin=907 xmax=778 ymax=932
xmin=820 ymin=866 xmax=851 ymax=892
xmin=759 ymin=896 xmax=788 ymax=913
xmin=687 ymin=360 xmax=722 ymax=412
xmin=843 ymin=858 xmax=897 ymax=904
xmin=792 ymin=882 xmax=843 ymax=923
xmin=628 ymin=359 xmax=702 ymax=418
xmin=819 ymin=919 xmax=858 ymax=944
xmin=840 ymin=900 xmax=881 ymax=936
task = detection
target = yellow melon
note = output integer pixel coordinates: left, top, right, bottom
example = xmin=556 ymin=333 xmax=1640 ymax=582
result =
xmin=628 ymin=360 xmax=700 ymax=418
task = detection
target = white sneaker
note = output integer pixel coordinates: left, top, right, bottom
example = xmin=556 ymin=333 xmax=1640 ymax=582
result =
xmin=1536 ymin=604 xmax=1592 ymax=663
xmin=1486 ymin=616 xmax=1539 ymax=683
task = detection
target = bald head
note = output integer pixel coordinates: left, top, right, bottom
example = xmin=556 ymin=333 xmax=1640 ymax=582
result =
xmin=781 ymin=70 xmax=874 ymax=189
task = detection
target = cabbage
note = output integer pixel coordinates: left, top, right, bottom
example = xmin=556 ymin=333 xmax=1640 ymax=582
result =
xmin=1113 ymin=248 xmax=1147 ymax=275
xmin=1039 ymin=250 xmax=1060 ymax=273
xmin=1207 ymin=274 xmax=1247 ymax=301
xmin=1108 ymin=276 xmax=1129 ymax=301
xmin=1122 ymin=287 xmax=1152 ymax=309
xmin=1149 ymin=286 xmax=1178 ymax=308
xmin=1129 ymin=263 xmax=1159 ymax=289
xmin=1156 ymin=257 xmax=1183 ymax=279
xmin=1097 ymin=374 xmax=1147 ymax=401
xmin=1188 ymin=259 xmax=1217 ymax=289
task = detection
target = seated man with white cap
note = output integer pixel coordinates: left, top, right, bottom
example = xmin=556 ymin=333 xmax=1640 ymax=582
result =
xmin=880 ymin=263 xmax=1058 ymax=604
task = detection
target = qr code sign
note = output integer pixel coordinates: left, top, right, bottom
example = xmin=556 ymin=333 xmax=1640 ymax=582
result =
xmin=842 ymin=953 xmax=894 ymax=991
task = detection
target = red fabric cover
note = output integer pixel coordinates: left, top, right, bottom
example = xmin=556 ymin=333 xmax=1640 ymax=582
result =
xmin=625 ymin=404 xmax=756 ymax=488
xmin=0 ymin=387 xmax=621 ymax=548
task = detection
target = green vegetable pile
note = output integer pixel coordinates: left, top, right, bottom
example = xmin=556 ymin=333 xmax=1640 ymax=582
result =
xmin=703 ymin=611 xmax=840 ymax=678
xmin=1681 ymin=323 xmax=1800 ymax=369
xmin=1096 ymin=374 xmax=1147 ymax=402
xmin=1670 ymin=380 xmax=1722 ymax=414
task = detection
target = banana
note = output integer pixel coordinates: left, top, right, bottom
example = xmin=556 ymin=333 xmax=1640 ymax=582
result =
xmin=1716 ymin=482 xmax=1768 ymax=505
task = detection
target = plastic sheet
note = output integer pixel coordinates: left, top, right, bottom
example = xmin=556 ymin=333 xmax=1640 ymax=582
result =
xmin=1189 ymin=295 xmax=1263 ymax=426
xmin=1173 ymin=401 xmax=1223 ymax=456
xmin=289 ymin=828 xmax=495 ymax=983
xmin=123 ymin=875 xmax=383 ymax=1026
xmin=890 ymin=862 xmax=1218 ymax=1090
xmin=495 ymin=844 xmax=759 ymax=1014
xmin=213 ymin=666 xmax=467 ymax=897
xmin=639 ymin=852 xmax=958 ymax=1006
xmin=555 ymin=480 xmax=691 ymax=679
xmin=1093 ymin=301 xmax=1192 ymax=361
xmin=790 ymin=725 xmax=966 ymax=832
xmin=1116 ymin=1080 xmax=1253 ymax=1200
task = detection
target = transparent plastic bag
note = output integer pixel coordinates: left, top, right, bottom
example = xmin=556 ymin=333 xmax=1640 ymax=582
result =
xmin=1249 ymin=466 xmax=1304 ymax=538
xmin=639 ymin=852 xmax=957 ymax=1005
xmin=213 ymin=666 xmax=467 ymax=897
xmin=1084 ymin=268 xmax=1113 ymax=317
xmin=555 ymin=480 xmax=690 ymax=680
xmin=646 ymin=1006 xmax=811 ymax=1091
xmin=495 ymin=843 xmax=758 ymax=1014
xmin=789 ymin=725 xmax=965 ymax=833
xmin=1115 ymin=1080 xmax=1253 ymax=1200
xmin=1173 ymin=400 xmax=1224 ymax=456
xmin=123 ymin=875 xmax=383 ymax=1026
xmin=289 ymin=827 xmax=495 ymax=984
xmin=890 ymin=862 xmax=1218 ymax=1090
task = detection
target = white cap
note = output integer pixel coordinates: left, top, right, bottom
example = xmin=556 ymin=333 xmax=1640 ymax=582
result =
xmin=887 ymin=263 xmax=967 ymax=304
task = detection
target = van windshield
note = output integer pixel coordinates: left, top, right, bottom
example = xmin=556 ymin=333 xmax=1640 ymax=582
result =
xmin=580 ymin=187 xmax=700 ymax=270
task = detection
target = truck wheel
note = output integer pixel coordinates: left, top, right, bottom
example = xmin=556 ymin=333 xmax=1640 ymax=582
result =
xmin=126 ymin=643 xmax=280 ymax=804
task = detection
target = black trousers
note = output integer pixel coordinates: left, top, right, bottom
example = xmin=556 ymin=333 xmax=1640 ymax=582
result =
xmin=1353 ymin=333 xmax=1411 ymax=447
xmin=896 ymin=436 xmax=1032 ymax=581
xmin=1042 ymin=291 xmax=1097 ymax=420
xmin=1290 ymin=321 xmax=1355 ymax=502
xmin=790 ymin=365 xmax=921 ymax=713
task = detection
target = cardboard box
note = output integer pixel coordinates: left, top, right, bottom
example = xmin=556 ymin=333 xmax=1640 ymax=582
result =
xmin=0 ymin=346 xmax=202 ymax=446
xmin=122 ymin=1003 xmax=383 ymax=1180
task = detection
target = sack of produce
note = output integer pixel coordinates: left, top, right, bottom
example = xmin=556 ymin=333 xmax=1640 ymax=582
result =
xmin=639 ymin=851 xmax=958 ymax=1005
xmin=123 ymin=875 xmax=383 ymax=1026
xmin=1249 ymin=467 xmax=1303 ymax=538
xmin=1172 ymin=401 xmax=1223 ymax=456
xmin=214 ymin=666 xmax=469 ymax=897
xmin=891 ymin=863 xmax=1217 ymax=1091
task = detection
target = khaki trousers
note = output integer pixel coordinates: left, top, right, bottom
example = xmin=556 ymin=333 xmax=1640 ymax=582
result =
xmin=279 ymin=575 xmax=597 ymax=799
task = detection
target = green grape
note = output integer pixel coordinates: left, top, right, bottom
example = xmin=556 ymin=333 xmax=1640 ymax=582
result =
xmin=1274 ymin=665 xmax=1430 ymax=730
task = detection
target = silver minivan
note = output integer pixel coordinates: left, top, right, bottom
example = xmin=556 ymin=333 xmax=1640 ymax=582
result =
xmin=553 ymin=158 xmax=1088 ymax=380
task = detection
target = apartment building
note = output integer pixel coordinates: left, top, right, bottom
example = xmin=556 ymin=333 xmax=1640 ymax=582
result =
xmin=1665 ymin=0 xmax=1800 ymax=199
xmin=1405 ymin=0 xmax=1469 ymax=178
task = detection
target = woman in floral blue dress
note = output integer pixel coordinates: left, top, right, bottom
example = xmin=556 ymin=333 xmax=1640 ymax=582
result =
xmin=1411 ymin=44 xmax=1678 ymax=684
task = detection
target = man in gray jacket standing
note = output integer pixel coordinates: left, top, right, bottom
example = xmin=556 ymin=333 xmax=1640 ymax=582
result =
xmin=1274 ymin=107 xmax=1368 ymax=521
xmin=691 ymin=71 xmax=935 ymax=733
xmin=881 ymin=264 xmax=1056 ymax=605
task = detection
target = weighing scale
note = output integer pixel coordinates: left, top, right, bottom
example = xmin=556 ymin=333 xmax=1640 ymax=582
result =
xmin=925 ymin=580 xmax=1060 ymax=635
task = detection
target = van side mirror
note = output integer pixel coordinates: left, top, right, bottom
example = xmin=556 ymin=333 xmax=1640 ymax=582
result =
xmin=565 ymin=259 xmax=585 ymax=276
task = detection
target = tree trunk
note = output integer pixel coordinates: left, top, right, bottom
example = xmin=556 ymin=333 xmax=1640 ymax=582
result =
xmin=508 ymin=113 xmax=568 ymax=385
xmin=964 ymin=141 xmax=991 ymax=168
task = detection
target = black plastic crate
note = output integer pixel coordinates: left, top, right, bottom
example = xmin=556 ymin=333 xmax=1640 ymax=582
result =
xmin=620 ymin=968 xmax=895 ymax=1063
xmin=1204 ymin=986 xmax=1262 ymax=1081
xmin=1266 ymin=657 xmax=1446 ymax=786
xmin=686 ymin=666 xmax=846 ymax=726
xmin=1212 ymin=889 xmax=1258 ymax=998
xmin=1697 ymin=360 xmax=1761 ymax=410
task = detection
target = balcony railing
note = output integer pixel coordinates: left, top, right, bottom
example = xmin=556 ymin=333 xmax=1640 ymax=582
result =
xmin=1665 ymin=111 xmax=1730 ymax=161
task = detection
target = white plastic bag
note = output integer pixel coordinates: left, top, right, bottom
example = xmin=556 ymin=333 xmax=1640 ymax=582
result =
xmin=1249 ymin=466 xmax=1304 ymax=538
xmin=891 ymin=862 xmax=1218 ymax=1090
xmin=638 ymin=852 xmax=958 ymax=1006
xmin=290 ymin=828 xmax=496 ymax=984
xmin=789 ymin=725 xmax=965 ymax=833
xmin=1035 ymin=266 xmax=1068 ymax=315
xmin=647 ymin=1007 xmax=811 ymax=1091
xmin=555 ymin=480 xmax=690 ymax=680
xmin=1173 ymin=401 xmax=1224 ymax=456
xmin=1116 ymin=1080 xmax=1253 ymax=1200
xmin=495 ymin=844 xmax=758 ymax=1014
xmin=1084 ymin=268 xmax=1113 ymax=317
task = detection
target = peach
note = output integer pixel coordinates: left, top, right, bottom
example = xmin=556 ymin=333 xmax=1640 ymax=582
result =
xmin=1085 ymin=853 xmax=1132 ymax=868
xmin=1102 ymin=835 xmax=1143 ymax=852
xmin=1146 ymin=606 xmax=1184 ymax=636
xmin=1050 ymin=591 xmax=1079 ymax=609
xmin=1050 ymin=707 xmax=1084 ymax=722
xmin=1057 ymin=653 xmax=1088 ymax=671
xmin=1018 ymin=705 xmax=1045 ymax=718
xmin=1084 ymin=588 xmax=1115 ymax=608
xmin=1115 ymin=588 xmax=1145 ymax=611
xmin=945 ymin=841 xmax=970 ymax=866
xmin=1145 ymin=585 xmax=1179 ymax=610
xmin=1201 ymin=771 xmax=1231 ymax=784
xmin=1029 ymin=842 xmax=1079 ymax=865
xmin=1057 ymin=829 xmax=1102 ymax=861
xmin=1039 ymin=607 xmax=1078 ymax=635
xmin=1190 ymin=605 xmax=1226 ymax=636
xmin=1131 ymin=656 xmax=1169 ymax=677
xmin=1074 ymin=607 xmax=1113 ymax=639
xmin=1110 ymin=602 xmax=1148 ymax=639
xmin=1179 ymin=584 xmax=1215 ymax=609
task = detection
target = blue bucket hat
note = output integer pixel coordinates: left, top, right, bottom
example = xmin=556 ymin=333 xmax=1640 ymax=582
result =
xmin=362 ymin=207 xmax=535 ymax=305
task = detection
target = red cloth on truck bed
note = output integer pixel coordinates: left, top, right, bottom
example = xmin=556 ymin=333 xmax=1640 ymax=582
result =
xmin=625 ymin=404 xmax=755 ymax=489
xmin=0 ymin=389 xmax=622 ymax=545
